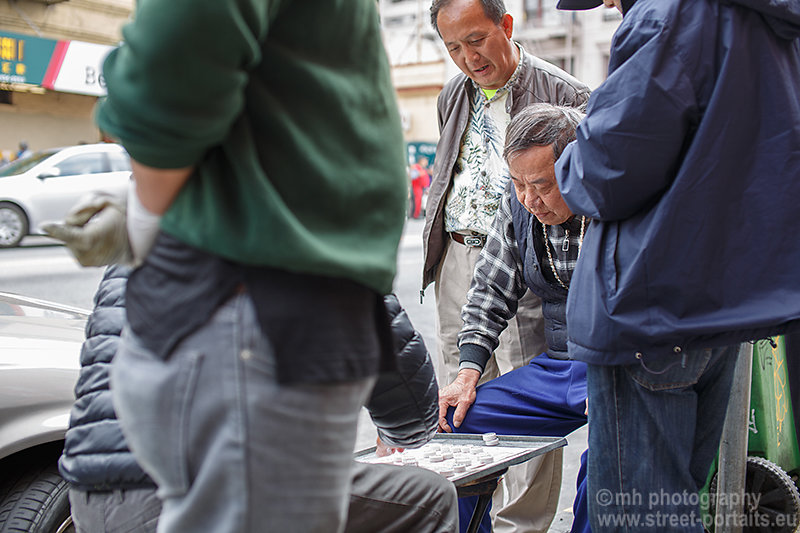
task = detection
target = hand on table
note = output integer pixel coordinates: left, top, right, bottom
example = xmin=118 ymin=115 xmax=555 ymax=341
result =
xmin=375 ymin=437 xmax=404 ymax=457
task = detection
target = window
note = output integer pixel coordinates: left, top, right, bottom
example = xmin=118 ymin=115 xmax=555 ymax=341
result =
xmin=0 ymin=150 xmax=55 ymax=177
xmin=524 ymin=0 xmax=563 ymax=27
xmin=525 ymin=0 xmax=545 ymax=21
xmin=384 ymin=14 xmax=414 ymax=27
xmin=107 ymin=152 xmax=131 ymax=172
xmin=54 ymin=153 xmax=108 ymax=176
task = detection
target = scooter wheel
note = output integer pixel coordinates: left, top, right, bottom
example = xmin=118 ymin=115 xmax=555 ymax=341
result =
xmin=707 ymin=455 xmax=799 ymax=533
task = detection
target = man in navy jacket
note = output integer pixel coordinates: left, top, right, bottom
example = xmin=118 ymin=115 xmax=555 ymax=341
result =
xmin=555 ymin=0 xmax=800 ymax=531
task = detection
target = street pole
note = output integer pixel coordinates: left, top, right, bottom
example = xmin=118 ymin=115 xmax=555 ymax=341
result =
xmin=715 ymin=342 xmax=752 ymax=533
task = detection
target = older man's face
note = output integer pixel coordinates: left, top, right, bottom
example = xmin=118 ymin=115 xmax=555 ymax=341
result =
xmin=508 ymin=145 xmax=573 ymax=225
xmin=436 ymin=0 xmax=519 ymax=90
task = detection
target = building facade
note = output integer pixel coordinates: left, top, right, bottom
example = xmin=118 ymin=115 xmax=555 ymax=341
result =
xmin=1 ymin=1 xmax=618 ymax=164
xmin=0 ymin=0 xmax=132 ymax=159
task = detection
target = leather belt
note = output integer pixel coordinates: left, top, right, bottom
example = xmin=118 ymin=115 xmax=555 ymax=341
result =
xmin=450 ymin=232 xmax=486 ymax=248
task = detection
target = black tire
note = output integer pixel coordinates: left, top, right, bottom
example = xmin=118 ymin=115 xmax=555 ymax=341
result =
xmin=708 ymin=456 xmax=800 ymax=533
xmin=0 ymin=202 xmax=28 ymax=248
xmin=0 ymin=463 xmax=72 ymax=533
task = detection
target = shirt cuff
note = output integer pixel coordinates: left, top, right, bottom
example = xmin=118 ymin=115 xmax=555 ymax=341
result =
xmin=459 ymin=361 xmax=485 ymax=374
xmin=459 ymin=343 xmax=491 ymax=373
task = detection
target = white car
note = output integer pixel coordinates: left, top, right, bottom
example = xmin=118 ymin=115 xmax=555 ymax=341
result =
xmin=0 ymin=292 xmax=86 ymax=532
xmin=0 ymin=143 xmax=131 ymax=248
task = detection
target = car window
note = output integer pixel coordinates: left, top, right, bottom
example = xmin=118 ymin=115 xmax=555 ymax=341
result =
xmin=53 ymin=153 xmax=109 ymax=176
xmin=0 ymin=150 xmax=58 ymax=177
xmin=108 ymin=151 xmax=132 ymax=172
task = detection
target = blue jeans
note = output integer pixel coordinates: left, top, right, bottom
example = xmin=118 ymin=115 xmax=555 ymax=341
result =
xmin=111 ymin=292 xmax=376 ymax=533
xmin=587 ymin=345 xmax=739 ymax=532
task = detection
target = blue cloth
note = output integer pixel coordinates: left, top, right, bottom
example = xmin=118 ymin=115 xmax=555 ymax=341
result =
xmin=573 ymin=450 xmax=590 ymax=533
xmin=446 ymin=354 xmax=590 ymax=533
xmin=587 ymin=345 xmax=738 ymax=532
xmin=555 ymin=0 xmax=800 ymax=366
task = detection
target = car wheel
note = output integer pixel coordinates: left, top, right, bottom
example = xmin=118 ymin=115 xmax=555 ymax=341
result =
xmin=0 ymin=463 xmax=72 ymax=533
xmin=0 ymin=203 xmax=27 ymax=248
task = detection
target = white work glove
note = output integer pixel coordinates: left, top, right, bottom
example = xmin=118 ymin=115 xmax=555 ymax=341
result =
xmin=41 ymin=191 xmax=132 ymax=267
xmin=41 ymin=180 xmax=161 ymax=267
xmin=125 ymin=180 xmax=161 ymax=265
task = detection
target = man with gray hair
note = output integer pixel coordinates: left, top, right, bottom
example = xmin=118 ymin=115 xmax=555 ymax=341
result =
xmin=424 ymin=0 xmax=589 ymax=388
xmin=424 ymin=1 xmax=589 ymax=528
xmin=439 ymin=103 xmax=591 ymax=533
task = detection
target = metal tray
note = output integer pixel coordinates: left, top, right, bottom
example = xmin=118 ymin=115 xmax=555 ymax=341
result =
xmin=354 ymin=433 xmax=566 ymax=486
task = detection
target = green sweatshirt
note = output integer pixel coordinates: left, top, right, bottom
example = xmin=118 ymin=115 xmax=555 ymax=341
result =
xmin=97 ymin=0 xmax=407 ymax=295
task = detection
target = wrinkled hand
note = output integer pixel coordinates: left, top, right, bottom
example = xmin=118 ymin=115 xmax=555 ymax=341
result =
xmin=41 ymin=192 xmax=132 ymax=267
xmin=375 ymin=437 xmax=404 ymax=458
xmin=438 ymin=368 xmax=480 ymax=433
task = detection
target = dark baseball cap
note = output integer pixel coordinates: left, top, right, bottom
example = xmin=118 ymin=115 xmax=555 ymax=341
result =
xmin=556 ymin=0 xmax=603 ymax=9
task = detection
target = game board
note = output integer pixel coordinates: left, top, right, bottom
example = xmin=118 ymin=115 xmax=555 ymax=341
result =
xmin=355 ymin=433 xmax=565 ymax=486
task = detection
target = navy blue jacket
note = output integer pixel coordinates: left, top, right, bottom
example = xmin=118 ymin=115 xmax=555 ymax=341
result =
xmin=556 ymin=0 xmax=800 ymax=366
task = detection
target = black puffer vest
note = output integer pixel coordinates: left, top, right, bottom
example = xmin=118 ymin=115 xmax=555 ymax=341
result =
xmin=59 ymin=265 xmax=154 ymax=490
xmin=510 ymin=194 xmax=571 ymax=360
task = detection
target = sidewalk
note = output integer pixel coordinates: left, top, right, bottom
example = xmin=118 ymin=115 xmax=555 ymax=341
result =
xmin=549 ymin=425 xmax=587 ymax=533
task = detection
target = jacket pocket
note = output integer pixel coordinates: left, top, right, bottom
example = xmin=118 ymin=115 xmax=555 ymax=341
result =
xmin=625 ymin=349 xmax=713 ymax=392
xmin=602 ymin=222 xmax=620 ymax=295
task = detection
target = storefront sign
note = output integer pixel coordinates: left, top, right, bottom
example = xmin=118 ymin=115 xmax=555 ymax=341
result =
xmin=42 ymin=40 xmax=113 ymax=96
xmin=407 ymin=141 xmax=437 ymax=167
xmin=0 ymin=31 xmax=58 ymax=85
xmin=0 ymin=31 xmax=113 ymax=96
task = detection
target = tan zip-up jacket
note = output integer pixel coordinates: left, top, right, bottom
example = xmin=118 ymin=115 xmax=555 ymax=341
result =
xmin=422 ymin=49 xmax=590 ymax=291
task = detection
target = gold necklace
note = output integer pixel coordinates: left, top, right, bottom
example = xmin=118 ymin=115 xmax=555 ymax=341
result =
xmin=542 ymin=216 xmax=585 ymax=290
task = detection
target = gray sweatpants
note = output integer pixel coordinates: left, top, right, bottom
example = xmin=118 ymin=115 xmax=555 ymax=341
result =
xmin=70 ymin=463 xmax=457 ymax=533
xmin=69 ymin=487 xmax=160 ymax=533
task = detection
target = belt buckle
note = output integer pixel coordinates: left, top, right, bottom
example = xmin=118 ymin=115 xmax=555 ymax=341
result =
xmin=463 ymin=235 xmax=484 ymax=247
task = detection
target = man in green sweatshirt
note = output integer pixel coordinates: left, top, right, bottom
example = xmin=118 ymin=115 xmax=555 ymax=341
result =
xmin=55 ymin=1 xmax=414 ymax=531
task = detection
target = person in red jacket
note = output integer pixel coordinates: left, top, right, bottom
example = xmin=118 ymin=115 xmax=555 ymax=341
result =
xmin=410 ymin=156 xmax=431 ymax=219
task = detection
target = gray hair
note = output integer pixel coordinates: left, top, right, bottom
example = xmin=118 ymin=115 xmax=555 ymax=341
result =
xmin=504 ymin=103 xmax=584 ymax=163
xmin=430 ymin=0 xmax=506 ymax=35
